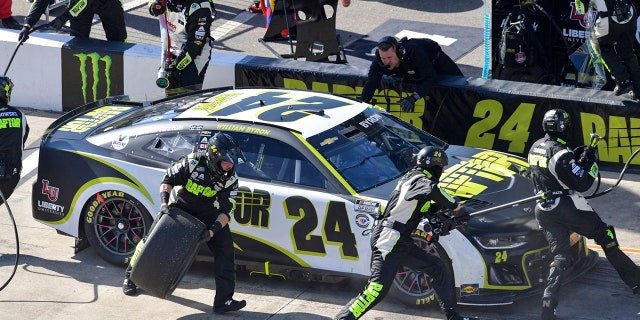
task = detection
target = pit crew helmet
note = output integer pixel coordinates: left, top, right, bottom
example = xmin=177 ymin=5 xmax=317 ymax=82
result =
xmin=0 ymin=76 xmax=13 ymax=104
xmin=207 ymin=132 xmax=245 ymax=178
xmin=542 ymin=109 xmax=571 ymax=135
xmin=416 ymin=146 xmax=448 ymax=169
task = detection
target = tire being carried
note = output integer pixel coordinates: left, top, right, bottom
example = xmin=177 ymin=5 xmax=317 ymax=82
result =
xmin=129 ymin=206 xmax=205 ymax=298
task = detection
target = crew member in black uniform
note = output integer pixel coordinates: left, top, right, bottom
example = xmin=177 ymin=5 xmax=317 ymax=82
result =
xmin=576 ymin=0 xmax=640 ymax=99
xmin=122 ymin=132 xmax=247 ymax=314
xmin=360 ymin=36 xmax=463 ymax=112
xmin=0 ymin=76 xmax=29 ymax=205
xmin=148 ymin=0 xmax=215 ymax=95
xmin=335 ymin=146 xmax=477 ymax=320
xmin=527 ymin=109 xmax=640 ymax=320
xmin=18 ymin=0 xmax=127 ymax=42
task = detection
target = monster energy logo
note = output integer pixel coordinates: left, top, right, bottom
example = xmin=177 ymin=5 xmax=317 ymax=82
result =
xmin=74 ymin=52 xmax=112 ymax=104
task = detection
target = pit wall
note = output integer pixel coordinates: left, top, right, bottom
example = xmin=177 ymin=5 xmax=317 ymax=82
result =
xmin=2 ymin=29 xmax=638 ymax=168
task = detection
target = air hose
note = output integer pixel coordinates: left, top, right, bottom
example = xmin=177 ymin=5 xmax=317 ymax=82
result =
xmin=0 ymin=188 xmax=19 ymax=291
xmin=585 ymin=146 xmax=640 ymax=199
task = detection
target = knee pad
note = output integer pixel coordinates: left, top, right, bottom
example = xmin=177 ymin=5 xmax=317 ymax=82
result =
xmin=595 ymin=225 xmax=620 ymax=253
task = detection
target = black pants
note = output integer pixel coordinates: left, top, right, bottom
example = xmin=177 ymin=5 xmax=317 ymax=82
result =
xmin=165 ymin=60 xmax=210 ymax=97
xmin=335 ymin=226 xmax=455 ymax=320
xmin=535 ymin=195 xmax=640 ymax=310
xmin=0 ymin=173 xmax=19 ymax=206
xmin=598 ymin=27 xmax=640 ymax=88
xmin=70 ymin=0 xmax=127 ymax=42
xmin=203 ymin=224 xmax=237 ymax=307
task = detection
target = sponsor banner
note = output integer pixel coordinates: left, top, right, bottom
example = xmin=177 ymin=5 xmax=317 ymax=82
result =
xmin=61 ymin=38 xmax=132 ymax=111
xmin=236 ymin=56 xmax=640 ymax=169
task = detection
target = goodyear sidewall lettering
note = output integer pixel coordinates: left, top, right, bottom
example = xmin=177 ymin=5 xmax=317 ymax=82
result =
xmin=62 ymin=47 xmax=125 ymax=111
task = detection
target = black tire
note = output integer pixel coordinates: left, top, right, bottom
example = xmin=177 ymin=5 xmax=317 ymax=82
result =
xmin=83 ymin=191 xmax=153 ymax=266
xmin=129 ymin=207 xmax=205 ymax=299
xmin=389 ymin=234 xmax=454 ymax=308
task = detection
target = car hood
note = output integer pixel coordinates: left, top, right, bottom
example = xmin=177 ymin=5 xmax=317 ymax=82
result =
xmin=360 ymin=145 xmax=539 ymax=232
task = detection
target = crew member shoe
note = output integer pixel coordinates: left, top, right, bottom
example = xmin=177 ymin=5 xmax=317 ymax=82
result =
xmin=213 ymin=299 xmax=246 ymax=313
xmin=541 ymin=306 xmax=556 ymax=320
xmin=1 ymin=17 xmax=21 ymax=30
xmin=122 ymin=277 xmax=138 ymax=296
xmin=614 ymin=81 xmax=634 ymax=96
xmin=632 ymin=284 xmax=639 ymax=294
xmin=445 ymin=308 xmax=479 ymax=320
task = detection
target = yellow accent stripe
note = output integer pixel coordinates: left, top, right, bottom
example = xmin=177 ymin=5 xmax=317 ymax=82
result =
xmin=232 ymin=230 xmax=311 ymax=267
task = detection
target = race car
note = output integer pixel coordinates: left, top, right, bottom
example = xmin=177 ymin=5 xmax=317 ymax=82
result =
xmin=31 ymin=87 xmax=598 ymax=307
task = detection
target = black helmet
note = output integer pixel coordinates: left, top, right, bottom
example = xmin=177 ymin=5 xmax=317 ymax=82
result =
xmin=0 ymin=76 xmax=13 ymax=104
xmin=415 ymin=146 xmax=448 ymax=170
xmin=542 ymin=109 xmax=571 ymax=134
xmin=207 ymin=132 xmax=245 ymax=177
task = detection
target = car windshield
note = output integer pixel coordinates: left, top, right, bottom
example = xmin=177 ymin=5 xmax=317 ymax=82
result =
xmin=307 ymin=108 xmax=448 ymax=192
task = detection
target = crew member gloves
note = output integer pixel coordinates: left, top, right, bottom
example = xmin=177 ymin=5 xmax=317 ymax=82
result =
xmin=400 ymin=93 xmax=420 ymax=112
xmin=18 ymin=25 xmax=31 ymax=42
xmin=50 ymin=11 xmax=72 ymax=31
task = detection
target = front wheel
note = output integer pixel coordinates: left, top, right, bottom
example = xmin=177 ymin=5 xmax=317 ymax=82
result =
xmin=389 ymin=232 xmax=454 ymax=307
xmin=83 ymin=191 xmax=153 ymax=266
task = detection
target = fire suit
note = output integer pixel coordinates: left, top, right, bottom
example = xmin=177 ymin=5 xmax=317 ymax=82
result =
xmin=161 ymin=151 xmax=240 ymax=307
xmin=335 ymin=167 xmax=460 ymax=320
xmin=588 ymin=0 xmax=640 ymax=94
xmin=150 ymin=0 xmax=215 ymax=95
xmin=23 ymin=0 xmax=127 ymax=41
xmin=0 ymin=103 xmax=29 ymax=205
xmin=527 ymin=133 xmax=640 ymax=317
xmin=360 ymin=37 xmax=463 ymax=104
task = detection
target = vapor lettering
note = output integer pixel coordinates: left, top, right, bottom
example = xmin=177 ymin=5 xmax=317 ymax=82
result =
xmin=349 ymin=282 xmax=383 ymax=318
xmin=185 ymin=179 xmax=217 ymax=197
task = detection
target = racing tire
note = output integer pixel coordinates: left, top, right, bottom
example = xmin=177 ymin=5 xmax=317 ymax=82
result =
xmin=129 ymin=207 xmax=205 ymax=299
xmin=83 ymin=191 xmax=153 ymax=266
xmin=389 ymin=234 xmax=454 ymax=308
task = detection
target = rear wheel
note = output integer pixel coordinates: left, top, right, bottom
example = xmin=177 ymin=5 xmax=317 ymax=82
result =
xmin=83 ymin=191 xmax=153 ymax=266
xmin=390 ymin=234 xmax=454 ymax=307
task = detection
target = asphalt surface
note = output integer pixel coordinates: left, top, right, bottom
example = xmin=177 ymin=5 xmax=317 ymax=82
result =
xmin=1 ymin=1 xmax=640 ymax=319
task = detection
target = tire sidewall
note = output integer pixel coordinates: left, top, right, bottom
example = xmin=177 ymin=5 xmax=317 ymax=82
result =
xmin=83 ymin=191 xmax=153 ymax=266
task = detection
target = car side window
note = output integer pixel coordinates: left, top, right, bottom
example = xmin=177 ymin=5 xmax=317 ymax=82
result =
xmin=147 ymin=132 xmax=198 ymax=161
xmin=231 ymin=133 xmax=327 ymax=189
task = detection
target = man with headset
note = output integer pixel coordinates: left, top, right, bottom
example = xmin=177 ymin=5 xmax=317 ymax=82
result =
xmin=0 ymin=77 xmax=29 ymax=205
xmin=360 ymin=36 xmax=463 ymax=112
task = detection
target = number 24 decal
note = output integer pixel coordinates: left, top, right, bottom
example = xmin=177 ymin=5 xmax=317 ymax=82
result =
xmin=464 ymin=100 xmax=536 ymax=154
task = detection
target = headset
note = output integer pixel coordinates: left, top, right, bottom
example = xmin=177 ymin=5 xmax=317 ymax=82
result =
xmin=375 ymin=36 xmax=405 ymax=67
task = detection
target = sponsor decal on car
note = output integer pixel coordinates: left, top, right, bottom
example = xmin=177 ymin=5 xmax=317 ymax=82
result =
xmin=354 ymin=199 xmax=380 ymax=215
xmin=440 ymin=150 xmax=529 ymax=197
xmin=112 ymin=134 xmax=129 ymax=150
xmin=58 ymin=106 xmax=134 ymax=133
xmin=460 ymin=284 xmax=480 ymax=296
xmin=355 ymin=214 xmax=371 ymax=228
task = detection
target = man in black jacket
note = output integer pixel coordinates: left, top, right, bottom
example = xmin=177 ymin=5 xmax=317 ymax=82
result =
xmin=360 ymin=36 xmax=463 ymax=112
xmin=527 ymin=109 xmax=640 ymax=320
xmin=0 ymin=77 xmax=29 ymax=205
xmin=18 ymin=0 xmax=127 ymax=42
xmin=335 ymin=146 xmax=477 ymax=320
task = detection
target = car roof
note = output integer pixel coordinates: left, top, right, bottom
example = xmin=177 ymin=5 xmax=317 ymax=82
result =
xmin=173 ymin=88 xmax=371 ymax=138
